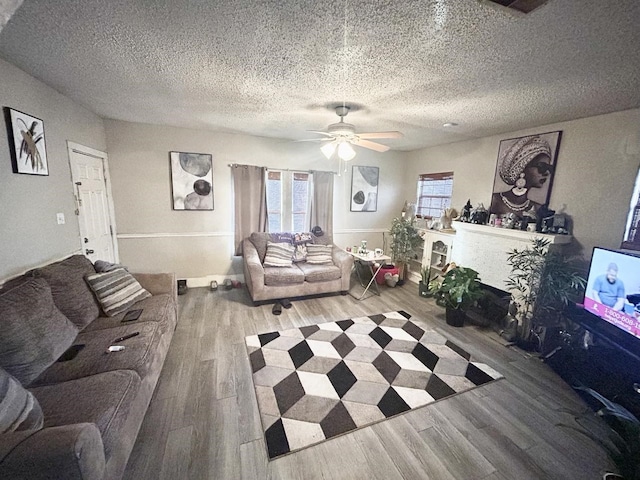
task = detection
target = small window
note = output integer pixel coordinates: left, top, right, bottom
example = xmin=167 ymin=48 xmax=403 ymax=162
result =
xmin=292 ymin=172 xmax=310 ymax=232
xmin=266 ymin=171 xmax=282 ymax=232
xmin=416 ymin=172 xmax=453 ymax=219
xmin=266 ymin=170 xmax=311 ymax=232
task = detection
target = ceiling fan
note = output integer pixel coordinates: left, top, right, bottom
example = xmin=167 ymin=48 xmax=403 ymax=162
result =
xmin=300 ymin=106 xmax=403 ymax=159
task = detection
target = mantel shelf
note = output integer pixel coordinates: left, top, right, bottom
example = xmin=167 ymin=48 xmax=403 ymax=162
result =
xmin=451 ymin=221 xmax=572 ymax=245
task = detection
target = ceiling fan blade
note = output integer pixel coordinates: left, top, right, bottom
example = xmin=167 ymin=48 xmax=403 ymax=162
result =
xmin=294 ymin=138 xmax=334 ymax=143
xmin=306 ymin=130 xmax=335 ymax=138
xmin=357 ymin=131 xmax=403 ymax=140
xmin=352 ymin=138 xmax=390 ymax=152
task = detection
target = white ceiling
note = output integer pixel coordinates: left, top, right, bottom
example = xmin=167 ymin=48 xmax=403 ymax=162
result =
xmin=1 ymin=0 xmax=639 ymax=151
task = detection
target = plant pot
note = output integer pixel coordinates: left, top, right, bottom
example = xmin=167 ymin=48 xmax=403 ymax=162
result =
xmin=445 ymin=307 xmax=466 ymax=327
xmin=418 ymin=281 xmax=431 ymax=298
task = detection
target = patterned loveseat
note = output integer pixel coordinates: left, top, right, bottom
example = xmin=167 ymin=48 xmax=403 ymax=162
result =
xmin=242 ymin=232 xmax=353 ymax=304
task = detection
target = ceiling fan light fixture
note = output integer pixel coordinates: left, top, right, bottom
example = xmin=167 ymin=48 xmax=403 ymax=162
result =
xmin=320 ymin=142 xmax=337 ymax=159
xmin=338 ymin=141 xmax=356 ymax=161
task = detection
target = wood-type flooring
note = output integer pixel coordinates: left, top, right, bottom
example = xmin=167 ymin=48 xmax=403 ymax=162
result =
xmin=123 ymin=282 xmax=613 ymax=480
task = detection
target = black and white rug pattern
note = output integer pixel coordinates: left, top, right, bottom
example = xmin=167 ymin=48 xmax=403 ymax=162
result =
xmin=245 ymin=311 xmax=503 ymax=459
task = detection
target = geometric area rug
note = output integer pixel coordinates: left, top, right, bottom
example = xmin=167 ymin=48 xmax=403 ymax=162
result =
xmin=245 ymin=310 xmax=503 ymax=460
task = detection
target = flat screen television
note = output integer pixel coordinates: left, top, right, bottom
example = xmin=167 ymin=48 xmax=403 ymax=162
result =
xmin=583 ymin=247 xmax=640 ymax=353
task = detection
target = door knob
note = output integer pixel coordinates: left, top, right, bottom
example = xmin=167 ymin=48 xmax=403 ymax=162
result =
xmin=86 ymin=249 xmax=95 ymax=255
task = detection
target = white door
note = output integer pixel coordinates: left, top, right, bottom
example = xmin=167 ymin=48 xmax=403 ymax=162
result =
xmin=67 ymin=142 xmax=118 ymax=264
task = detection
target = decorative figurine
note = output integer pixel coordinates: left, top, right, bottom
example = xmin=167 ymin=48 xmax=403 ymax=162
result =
xmin=536 ymin=204 xmax=555 ymax=233
xmin=460 ymin=200 xmax=472 ymax=222
xmin=470 ymin=203 xmax=488 ymax=225
xmin=440 ymin=208 xmax=457 ymax=230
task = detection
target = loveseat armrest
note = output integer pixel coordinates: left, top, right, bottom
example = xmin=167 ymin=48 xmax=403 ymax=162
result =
xmin=0 ymin=423 xmax=105 ymax=480
xmin=332 ymin=246 xmax=354 ymax=291
xmin=243 ymin=238 xmax=265 ymax=301
xmin=132 ymin=272 xmax=177 ymax=300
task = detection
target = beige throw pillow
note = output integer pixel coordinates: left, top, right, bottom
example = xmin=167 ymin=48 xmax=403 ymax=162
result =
xmin=263 ymin=242 xmax=294 ymax=267
xmin=85 ymin=268 xmax=151 ymax=317
xmin=306 ymin=244 xmax=333 ymax=265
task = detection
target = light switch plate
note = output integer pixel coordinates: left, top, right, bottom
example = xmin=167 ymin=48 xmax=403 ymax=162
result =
xmin=56 ymin=213 xmax=65 ymax=224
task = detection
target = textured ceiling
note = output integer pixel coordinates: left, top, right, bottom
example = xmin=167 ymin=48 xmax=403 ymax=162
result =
xmin=1 ymin=0 xmax=639 ymax=151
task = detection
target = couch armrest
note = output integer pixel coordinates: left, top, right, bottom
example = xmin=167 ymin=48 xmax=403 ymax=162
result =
xmin=133 ymin=272 xmax=177 ymax=300
xmin=242 ymin=239 xmax=265 ymax=300
xmin=0 ymin=423 xmax=105 ymax=480
xmin=332 ymin=246 xmax=354 ymax=291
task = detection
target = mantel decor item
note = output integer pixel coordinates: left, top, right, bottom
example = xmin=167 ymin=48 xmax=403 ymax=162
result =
xmin=4 ymin=107 xmax=49 ymax=176
xmin=350 ymin=166 xmax=379 ymax=212
xmin=489 ymin=131 xmax=562 ymax=221
xmin=170 ymin=151 xmax=214 ymax=210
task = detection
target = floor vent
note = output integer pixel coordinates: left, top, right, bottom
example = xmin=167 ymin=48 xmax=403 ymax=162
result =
xmin=481 ymin=0 xmax=549 ymax=14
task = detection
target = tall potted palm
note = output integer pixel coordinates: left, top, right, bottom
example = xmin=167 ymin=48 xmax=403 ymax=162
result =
xmin=505 ymin=238 xmax=586 ymax=350
xmin=389 ymin=217 xmax=422 ymax=282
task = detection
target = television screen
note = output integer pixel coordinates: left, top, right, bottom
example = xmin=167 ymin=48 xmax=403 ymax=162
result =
xmin=584 ymin=247 xmax=640 ymax=341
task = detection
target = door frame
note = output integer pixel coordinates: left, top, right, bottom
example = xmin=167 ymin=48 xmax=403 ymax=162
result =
xmin=66 ymin=141 xmax=120 ymax=263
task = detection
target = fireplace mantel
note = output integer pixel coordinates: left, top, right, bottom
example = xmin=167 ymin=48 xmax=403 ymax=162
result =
xmin=450 ymin=222 xmax=572 ymax=291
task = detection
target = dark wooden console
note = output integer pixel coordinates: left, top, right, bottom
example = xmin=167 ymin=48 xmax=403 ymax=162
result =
xmin=545 ymin=303 xmax=640 ymax=418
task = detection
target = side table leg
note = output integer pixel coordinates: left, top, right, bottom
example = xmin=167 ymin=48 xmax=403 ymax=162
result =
xmin=357 ymin=263 xmax=384 ymax=300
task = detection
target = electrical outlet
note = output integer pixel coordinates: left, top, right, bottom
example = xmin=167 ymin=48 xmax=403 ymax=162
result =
xmin=56 ymin=213 xmax=65 ymax=225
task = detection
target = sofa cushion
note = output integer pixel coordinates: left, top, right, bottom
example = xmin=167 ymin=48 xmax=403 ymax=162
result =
xmin=35 ymin=255 xmax=101 ymax=329
xmin=81 ymin=293 xmax=177 ymax=334
xmin=296 ymin=262 xmax=342 ymax=283
xmin=0 ymin=278 xmax=78 ymax=386
xmin=306 ymin=244 xmax=333 ymax=265
xmin=264 ymin=265 xmax=305 ymax=286
xmin=0 ymin=367 xmax=44 ymax=433
xmin=30 ymin=370 xmax=141 ymax=460
xmin=263 ymin=242 xmax=294 ymax=267
xmin=85 ymin=268 xmax=152 ymax=317
xmin=30 ymin=321 xmax=162 ymax=386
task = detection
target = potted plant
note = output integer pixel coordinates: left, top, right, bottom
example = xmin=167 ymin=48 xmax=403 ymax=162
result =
xmin=389 ymin=216 xmax=422 ymax=283
xmin=429 ymin=266 xmax=484 ymax=327
xmin=418 ymin=265 xmax=432 ymax=297
xmin=559 ymin=387 xmax=640 ymax=480
xmin=504 ymin=238 xmax=586 ymax=350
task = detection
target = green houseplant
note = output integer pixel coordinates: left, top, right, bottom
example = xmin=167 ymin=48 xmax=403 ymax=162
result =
xmin=504 ymin=238 xmax=586 ymax=350
xmin=389 ymin=217 xmax=422 ymax=282
xmin=418 ymin=265 xmax=432 ymax=297
xmin=559 ymin=387 xmax=640 ymax=480
xmin=429 ymin=266 xmax=484 ymax=327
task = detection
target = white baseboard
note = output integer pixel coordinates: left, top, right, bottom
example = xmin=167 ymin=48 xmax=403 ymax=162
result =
xmin=181 ymin=273 xmax=245 ymax=288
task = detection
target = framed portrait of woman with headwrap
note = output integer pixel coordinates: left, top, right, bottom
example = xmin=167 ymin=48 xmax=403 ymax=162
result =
xmin=489 ymin=131 xmax=562 ymax=220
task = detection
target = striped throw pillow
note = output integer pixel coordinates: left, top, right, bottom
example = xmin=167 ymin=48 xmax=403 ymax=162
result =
xmin=85 ymin=268 xmax=151 ymax=317
xmin=306 ymin=244 xmax=333 ymax=265
xmin=263 ymin=242 xmax=294 ymax=267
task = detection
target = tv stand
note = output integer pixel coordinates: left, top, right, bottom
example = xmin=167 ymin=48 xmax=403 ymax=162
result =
xmin=545 ymin=304 xmax=640 ymax=418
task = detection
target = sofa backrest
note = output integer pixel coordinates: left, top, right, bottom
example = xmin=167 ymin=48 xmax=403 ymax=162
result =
xmin=0 ymin=277 xmax=78 ymax=386
xmin=31 ymin=255 xmax=100 ymax=329
xmin=249 ymin=232 xmax=332 ymax=263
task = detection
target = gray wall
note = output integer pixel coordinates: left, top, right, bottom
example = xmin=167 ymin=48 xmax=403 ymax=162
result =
xmin=405 ymin=108 xmax=640 ymax=257
xmin=0 ymin=58 xmax=106 ymax=280
xmin=105 ymin=120 xmax=406 ymax=283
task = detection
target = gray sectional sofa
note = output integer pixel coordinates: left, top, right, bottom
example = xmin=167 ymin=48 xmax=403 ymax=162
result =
xmin=242 ymin=232 xmax=354 ymax=304
xmin=0 ymin=255 xmax=177 ymax=480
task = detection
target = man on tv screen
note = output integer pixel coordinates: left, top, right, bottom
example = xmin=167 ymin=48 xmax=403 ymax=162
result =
xmin=592 ymin=263 xmax=626 ymax=311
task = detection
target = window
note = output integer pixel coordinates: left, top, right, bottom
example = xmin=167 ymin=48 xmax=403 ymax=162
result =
xmin=266 ymin=170 xmax=311 ymax=232
xmin=416 ymin=172 xmax=454 ymax=219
